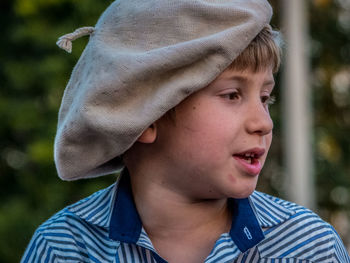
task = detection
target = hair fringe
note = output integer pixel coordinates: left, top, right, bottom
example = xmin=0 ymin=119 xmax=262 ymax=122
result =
xmin=229 ymin=26 xmax=283 ymax=73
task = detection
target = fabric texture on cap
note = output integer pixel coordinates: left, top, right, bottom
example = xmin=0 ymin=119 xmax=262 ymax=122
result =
xmin=55 ymin=0 xmax=273 ymax=180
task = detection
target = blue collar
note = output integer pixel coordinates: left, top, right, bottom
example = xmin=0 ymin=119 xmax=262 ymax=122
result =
xmin=109 ymin=171 xmax=264 ymax=252
xmin=109 ymin=172 xmax=142 ymax=244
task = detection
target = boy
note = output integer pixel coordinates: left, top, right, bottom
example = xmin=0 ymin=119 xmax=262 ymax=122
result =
xmin=22 ymin=0 xmax=350 ymax=262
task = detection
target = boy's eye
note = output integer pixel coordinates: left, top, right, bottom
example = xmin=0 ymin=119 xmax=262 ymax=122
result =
xmin=221 ymin=91 xmax=240 ymax=100
xmin=261 ymin=94 xmax=276 ymax=106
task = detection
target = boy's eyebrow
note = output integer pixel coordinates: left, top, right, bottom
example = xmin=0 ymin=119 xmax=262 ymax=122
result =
xmin=228 ymin=76 xmax=275 ymax=87
xmin=263 ymin=80 xmax=275 ymax=86
xmin=228 ymin=76 xmax=248 ymax=83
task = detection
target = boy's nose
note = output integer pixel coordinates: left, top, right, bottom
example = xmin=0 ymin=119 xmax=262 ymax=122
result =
xmin=245 ymin=103 xmax=273 ymax=136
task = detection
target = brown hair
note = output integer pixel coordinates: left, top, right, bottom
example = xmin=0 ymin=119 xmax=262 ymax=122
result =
xmin=229 ymin=25 xmax=282 ymax=73
xmin=164 ymin=26 xmax=282 ymax=122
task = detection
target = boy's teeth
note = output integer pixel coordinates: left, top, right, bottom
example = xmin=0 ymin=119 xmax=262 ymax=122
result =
xmin=243 ymin=157 xmax=252 ymax=164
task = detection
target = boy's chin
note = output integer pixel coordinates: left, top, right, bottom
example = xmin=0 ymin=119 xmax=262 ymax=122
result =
xmin=227 ymin=185 xmax=257 ymax=199
xmin=229 ymin=192 xmax=255 ymax=200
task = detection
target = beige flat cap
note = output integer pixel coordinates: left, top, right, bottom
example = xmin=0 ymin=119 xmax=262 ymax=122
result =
xmin=55 ymin=0 xmax=273 ymax=180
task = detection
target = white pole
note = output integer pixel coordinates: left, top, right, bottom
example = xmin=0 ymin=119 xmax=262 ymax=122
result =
xmin=282 ymin=0 xmax=315 ymax=210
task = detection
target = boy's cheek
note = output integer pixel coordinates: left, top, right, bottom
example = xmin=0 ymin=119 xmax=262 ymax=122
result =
xmin=264 ymin=130 xmax=273 ymax=147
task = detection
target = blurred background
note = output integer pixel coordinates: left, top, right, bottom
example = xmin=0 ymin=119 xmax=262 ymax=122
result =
xmin=0 ymin=0 xmax=349 ymax=261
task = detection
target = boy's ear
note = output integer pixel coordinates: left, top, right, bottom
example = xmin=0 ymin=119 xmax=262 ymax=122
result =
xmin=137 ymin=123 xmax=157 ymax=143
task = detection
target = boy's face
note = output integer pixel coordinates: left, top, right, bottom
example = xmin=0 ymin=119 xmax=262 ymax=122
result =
xmin=153 ymin=67 xmax=275 ymax=200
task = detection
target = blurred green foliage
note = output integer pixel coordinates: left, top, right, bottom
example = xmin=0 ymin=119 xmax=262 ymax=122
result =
xmin=0 ymin=0 xmax=116 ymax=262
xmin=0 ymin=0 xmax=349 ymax=262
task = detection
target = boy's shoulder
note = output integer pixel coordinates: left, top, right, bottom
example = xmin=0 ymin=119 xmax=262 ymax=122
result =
xmin=251 ymin=190 xmax=329 ymax=228
xmin=249 ymin=191 xmax=348 ymax=262
xmin=21 ymin=183 xmax=119 ymax=263
xmin=42 ymin=183 xmax=116 ymax=229
xmin=250 ymin=190 xmax=319 ymax=225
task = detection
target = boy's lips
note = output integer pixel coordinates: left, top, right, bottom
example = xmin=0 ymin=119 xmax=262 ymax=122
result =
xmin=233 ymin=148 xmax=265 ymax=175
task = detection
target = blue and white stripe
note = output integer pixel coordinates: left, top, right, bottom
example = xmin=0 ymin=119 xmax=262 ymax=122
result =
xmin=22 ymin=175 xmax=350 ymax=262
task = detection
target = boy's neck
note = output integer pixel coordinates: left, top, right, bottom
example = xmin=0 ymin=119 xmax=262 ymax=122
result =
xmin=128 ymin=168 xmax=232 ymax=262
xmin=132 ymin=178 xmax=231 ymax=235
xmin=125 ymin=158 xmax=232 ymax=234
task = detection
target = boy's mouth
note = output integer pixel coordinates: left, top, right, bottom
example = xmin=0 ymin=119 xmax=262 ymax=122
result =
xmin=236 ymin=153 xmax=258 ymax=164
xmin=233 ymin=148 xmax=265 ymax=175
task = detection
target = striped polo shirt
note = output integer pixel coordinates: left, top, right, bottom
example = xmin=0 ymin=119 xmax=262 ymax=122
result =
xmin=22 ymin=172 xmax=350 ymax=262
